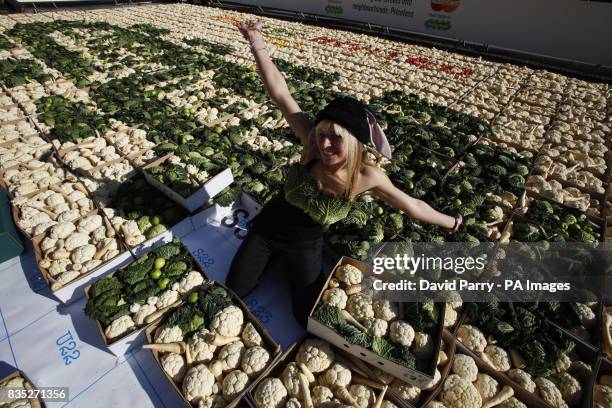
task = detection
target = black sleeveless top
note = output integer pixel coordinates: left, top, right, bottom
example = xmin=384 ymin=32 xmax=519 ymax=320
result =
xmin=250 ymin=159 xmax=324 ymax=241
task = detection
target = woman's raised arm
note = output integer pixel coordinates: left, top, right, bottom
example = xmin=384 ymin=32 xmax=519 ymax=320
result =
xmin=364 ymin=166 xmax=461 ymax=231
xmin=237 ymin=20 xmax=313 ymax=146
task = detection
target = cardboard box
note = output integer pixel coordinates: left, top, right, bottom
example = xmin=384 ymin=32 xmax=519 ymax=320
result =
xmin=10 ymin=184 xmax=94 ymax=241
xmin=32 ymin=209 xmax=136 ymax=304
xmin=143 ymin=153 xmax=233 ymax=213
xmin=308 ymin=256 xmax=445 ymax=388
xmin=388 ymin=330 xmax=456 ymax=408
xmin=0 ymin=369 xmax=46 ymax=407
xmin=0 ymin=189 xmax=23 ymax=262
xmin=592 ymin=357 xmax=612 ymax=408
xmin=247 ymin=336 xmax=412 ymax=408
xmin=144 ymin=280 xmax=282 ymax=408
xmin=455 ymin=327 xmax=599 ymax=408
xmin=84 ymin=237 xmax=207 ymax=356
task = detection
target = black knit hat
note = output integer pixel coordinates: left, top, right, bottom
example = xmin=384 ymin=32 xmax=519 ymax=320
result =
xmin=314 ymin=97 xmax=391 ymax=158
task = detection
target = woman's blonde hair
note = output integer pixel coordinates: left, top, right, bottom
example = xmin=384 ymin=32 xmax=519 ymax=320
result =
xmin=313 ymin=119 xmax=374 ymax=200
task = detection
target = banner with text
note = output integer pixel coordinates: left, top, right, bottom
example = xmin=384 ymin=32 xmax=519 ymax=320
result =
xmin=223 ymin=0 xmax=612 ymax=66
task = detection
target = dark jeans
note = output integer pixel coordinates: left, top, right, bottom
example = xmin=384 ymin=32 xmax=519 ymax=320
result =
xmin=226 ymin=230 xmax=325 ymax=328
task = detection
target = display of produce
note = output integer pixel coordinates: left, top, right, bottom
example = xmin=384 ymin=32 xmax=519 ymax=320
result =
xmin=430 ymin=352 xmax=530 ymax=408
xmin=0 ymin=3 xmax=609 ymax=407
xmin=311 ymin=259 xmax=448 ymax=382
xmin=249 ymin=337 xmax=408 ymax=408
xmin=459 ymin=302 xmax=598 ymax=408
xmin=85 ymin=238 xmax=202 ymax=341
xmin=144 ymin=281 xmax=280 ymax=407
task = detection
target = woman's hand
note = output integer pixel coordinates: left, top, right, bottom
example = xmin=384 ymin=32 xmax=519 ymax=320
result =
xmin=448 ymin=213 xmax=463 ymax=233
xmin=237 ymin=19 xmax=263 ymax=44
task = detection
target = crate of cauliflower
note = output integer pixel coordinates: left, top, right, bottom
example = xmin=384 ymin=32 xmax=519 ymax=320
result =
xmin=308 ymin=257 xmax=446 ymax=389
xmin=0 ymin=370 xmax=45 ymax=408
xmin=143 ymin=280 xmax=281 ymax=408
xmin=456 ymin=301 xmax=599 ymax=408
xmin=32 ymin=208 xmax=134 ymax=304
xmin=247 ymin=336 xmax=411 ymax=408
xmin=84 ymin=237 xmax=207 ymax=356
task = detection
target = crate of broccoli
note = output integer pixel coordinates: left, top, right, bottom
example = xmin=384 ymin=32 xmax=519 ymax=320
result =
xmin=308 ymin=256 xmax=446 ymax=388
xmin=143 ymin=280 xmax=281 ymax=408
xmin=247 ymin=335 xmax=412 ymax=408
xmin=143 ymin=153 xmax=233 ymax=213
xmin=84 ymin=237 xmax=208 ymax=356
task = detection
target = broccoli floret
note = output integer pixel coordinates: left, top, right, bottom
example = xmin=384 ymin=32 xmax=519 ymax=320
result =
xmin=488 ymin=165 xmax=507 ymax=177
xmin=507 ymin=174 xmax=526 ymax=189
xmin=516 ymin=164 xmax=529 ymax=176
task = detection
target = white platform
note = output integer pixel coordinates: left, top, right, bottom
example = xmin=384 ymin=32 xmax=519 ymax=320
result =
xmin=0 ymin=196 xmax=306 ymax=407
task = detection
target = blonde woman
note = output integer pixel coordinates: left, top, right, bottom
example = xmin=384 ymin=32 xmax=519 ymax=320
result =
xmin=226 ymin=20 xmax=461 ymax=326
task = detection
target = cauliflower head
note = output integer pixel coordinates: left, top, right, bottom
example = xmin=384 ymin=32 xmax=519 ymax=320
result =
xmin=285 ymin=397 xmax=301 ymax=408
xmin=182 ymin=364 xmax=216 ymax=403
xmin=506 ymin=369 xmax=535 ymax=393
xmin=594 ymin=385 xmax=612 ymax=408
xmin=549 ymin=372 xmax=582 ymax=406
xmin=389 ymin=320 xmax=415 ymax=347
xmin=323 ymin=288 xmax=348 ymax=309
xmin=222 ymin=370 xmax=249 ymax=401
xmin=156 ymin=325 xmax=183 ymax=344
xmin=242 ymin=322 xmax=263 ymax=347
xmin=481 ymin=345 xmax=511 ymax=372
xmin=349 ymin=384 xmax=375 ymax=408
xmin=474 ymin=373 xmax=499 ymax=402
xmin=373 ymin=299 xmax=398 ymax=321
xmin=254 ymin=378 xmax=288 ymax=408
xmin=347 ymin=293 xmax=374 ymax=322
xmin=439 ymin=374 xmax=482 ymax=408
xmin=281 ymin=363 xmax=301 ymax=398
xmin=161 ymin=352 xmax=187 ymax=383
xmin=210 ymin=305 xmax=244 ymax=337
xmin=457 ymin=325 xmax=487 ymax=353
xmin=391 ymin=379 xmax=421 ymax=403
xmin=296 ymin=339 xmax=334 ymax=373
xmin=322 ymin=363 xmax=352 ymax=389
xmin=411 ymin=332 xmax=433 ymax=359
xmin=535 ymin=377 xmax=569 ymax=408
xmin=105 ymin=315 xmax=135 ymax=340
xmin=452 ymin=354 xmax=478 ymax=382
xmin=189 ymin=328 xmax=217 ymax=363
xmin=312 ymin=385 xmax=334 ymax=406
xmin=364 ymin=318 xmax=388 ymax=337
xmin=241 ymin=345 xmax=270 ymax=378
xmin=335 ymin=264 xmax=363 ymax=285
xmin=218 ymin=341 xmax=246 ymax=372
